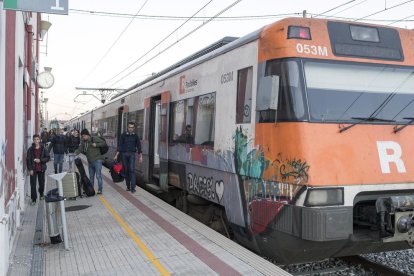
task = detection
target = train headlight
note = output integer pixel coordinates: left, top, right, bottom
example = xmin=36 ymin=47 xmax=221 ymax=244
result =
xmin=288 ymin=26 xmax=311 ymax=40
xmin=350 ymin=25 xmax=379 ymax=42
xmin=305 ymin=188 xmax=344 ymax=207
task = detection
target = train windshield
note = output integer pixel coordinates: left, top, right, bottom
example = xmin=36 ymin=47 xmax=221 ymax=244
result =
xmin=304 ymin=60 xmax=414 ymax=123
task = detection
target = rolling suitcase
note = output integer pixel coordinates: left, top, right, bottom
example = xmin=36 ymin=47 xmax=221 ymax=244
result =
xmin=62 ymin=172 xmax=80 ymax=198
xmin=74 ymin=158 xmax=95 ymax=197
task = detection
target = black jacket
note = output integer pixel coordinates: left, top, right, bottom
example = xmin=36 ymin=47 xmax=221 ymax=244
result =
xmin=26 ymin=144 xmax=50 ymax=172
xmin=49 ymin=134 xmax=67 ymax=154
xmin=67 ymin=135 xmax=81 ymax=153
xmin=117 ymin=132 xmax=142 ymax=153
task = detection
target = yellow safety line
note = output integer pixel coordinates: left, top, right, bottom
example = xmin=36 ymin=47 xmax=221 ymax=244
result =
xmin=98 ymin=195 xmax=171 ymax=276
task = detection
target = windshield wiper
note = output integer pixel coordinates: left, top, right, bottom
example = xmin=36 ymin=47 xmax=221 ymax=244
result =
xmin=393 ymin=117 xmax=414 ymax=133
xmin=339 ymin=116 xmax=395 ymax=133
xmin=351 ymin=116 xmax=396 ymax=122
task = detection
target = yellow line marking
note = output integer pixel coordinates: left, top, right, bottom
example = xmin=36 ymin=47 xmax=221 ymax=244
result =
xmin=98 ymin=195 xmax=171 ymax=276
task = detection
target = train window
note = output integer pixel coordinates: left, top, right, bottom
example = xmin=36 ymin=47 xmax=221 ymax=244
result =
xmin=128 ymin=110 xmax=144 ymax=139
xmin=106 ymin=116 xmax=117 ymax=137
xmin=92 ymin=120 xmax=99 ymax=135
xmin=236 ymin=67 xmax=253 ymax=124
xmin=171 ymin=100 xmax=186 ymax=142
xmin=261 ymin=59 xmax=307 ymax=122
xmin=170 ymin=93 xmax=215 ymax=147
xmin=103 ymin=121 xmax=108 ymax=136
xmin=194 ymin=93 xmax=215 ymax=146
xmin=305 ymin=60 xmax=414 ymax=123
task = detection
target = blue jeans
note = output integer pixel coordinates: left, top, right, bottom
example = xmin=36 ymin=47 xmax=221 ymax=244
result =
xmin=121 ymin=152 xmax=136 ymax=190
xmin=54 ymin=154 xmax=64 ymax=173
xmin=88 ymin=159 xmax=103 ymax=192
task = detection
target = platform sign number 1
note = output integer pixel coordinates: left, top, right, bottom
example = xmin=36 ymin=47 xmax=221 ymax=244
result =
xmin=51 ymin=0 xmax=64 ymax=11
xmin=3 ymin=0 xmax=68 ymax=15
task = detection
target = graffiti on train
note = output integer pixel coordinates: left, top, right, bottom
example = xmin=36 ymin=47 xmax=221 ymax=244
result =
xmin=234 ymin=126 xmax=307 ymax=203
xmin=272 ymin=153 xmax=309 ymax=184
xmin=187 ymin=173 xmax=224 ymax=202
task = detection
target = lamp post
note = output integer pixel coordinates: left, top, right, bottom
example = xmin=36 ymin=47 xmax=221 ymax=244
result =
xmin=39 ymin=19 xmax=52 ymax=55
xmin=40 ymin=20 xmax=52 ymax=40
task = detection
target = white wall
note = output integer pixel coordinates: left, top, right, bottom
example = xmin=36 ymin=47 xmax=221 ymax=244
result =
xmin=0 ymin=3 xmax=8 ymax=276
xmin=14 ymin=9 xmax=26 ymax=235
xmin=0 ymin=8 xmax=40 ymax=276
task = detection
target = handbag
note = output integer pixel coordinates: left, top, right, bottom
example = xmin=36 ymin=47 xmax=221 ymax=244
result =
xmin=113 ymin=162 xmax=123 ymax=174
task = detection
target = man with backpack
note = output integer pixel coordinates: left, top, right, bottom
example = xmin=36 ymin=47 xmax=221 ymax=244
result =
xmin=114 ymin=122 xmax=142 ymax=193
xmin=75 ymin=129 xmax=106 ymax=194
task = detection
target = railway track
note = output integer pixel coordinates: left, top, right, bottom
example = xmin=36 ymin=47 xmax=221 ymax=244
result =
xmin=276 ymin=255 xmax=412 ymax=276
xmin=340 ymin=255 xmax=409 ymax=276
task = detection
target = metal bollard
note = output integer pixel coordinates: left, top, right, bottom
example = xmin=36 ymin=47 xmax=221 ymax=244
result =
xmin=45 ymin=188 xmax=64 ymax=244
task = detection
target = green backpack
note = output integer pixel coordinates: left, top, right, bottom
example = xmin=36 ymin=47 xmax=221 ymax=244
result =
xmin=92 ymin=136 xmax=109 ymax=155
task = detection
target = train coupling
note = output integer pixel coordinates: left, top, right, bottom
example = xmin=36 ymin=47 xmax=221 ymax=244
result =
xmin=376 ymin=195 xmax=414 ymax=246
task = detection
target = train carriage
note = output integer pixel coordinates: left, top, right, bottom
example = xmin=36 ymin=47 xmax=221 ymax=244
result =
xmin=67 ymin=17 xmax=414 ymax=263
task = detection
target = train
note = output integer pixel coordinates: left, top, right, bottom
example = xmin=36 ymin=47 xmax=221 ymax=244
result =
xmin=66 ymin=17 xmax=414 ymax=264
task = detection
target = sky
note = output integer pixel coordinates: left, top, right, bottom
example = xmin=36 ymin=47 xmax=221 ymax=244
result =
xmin=38 ymin=0 xmax=414 ymax=121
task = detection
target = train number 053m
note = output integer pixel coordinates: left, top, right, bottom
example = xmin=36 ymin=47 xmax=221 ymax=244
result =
xmin=296 ymin=43 xmax=328 ymax=56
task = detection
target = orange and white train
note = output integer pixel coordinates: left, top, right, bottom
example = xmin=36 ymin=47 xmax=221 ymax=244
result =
xmin=67 ymin=17 xmax=414 ymax=263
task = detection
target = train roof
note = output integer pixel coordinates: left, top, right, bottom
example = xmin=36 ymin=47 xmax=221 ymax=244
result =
xmin=110 ymin=28 xmax=263 ymax=101
xmin=127 ymin=36 xmax=238 ymax=92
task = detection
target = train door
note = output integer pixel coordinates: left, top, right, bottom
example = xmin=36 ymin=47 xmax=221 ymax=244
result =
xmin=148 ymin=92 xmax=170 ymax=192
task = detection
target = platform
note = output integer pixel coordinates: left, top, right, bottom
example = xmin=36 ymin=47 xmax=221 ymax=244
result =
xmin=7 ymin=158 xmax=290 ymax=276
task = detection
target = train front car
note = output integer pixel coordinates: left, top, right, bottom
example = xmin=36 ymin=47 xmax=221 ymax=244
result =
xmin=249 ymin=18 xmax=414 ymax=263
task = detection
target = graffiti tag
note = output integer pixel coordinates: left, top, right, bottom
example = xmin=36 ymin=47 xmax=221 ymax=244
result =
xmin=187 ymin=173 xmax=224 ymax=202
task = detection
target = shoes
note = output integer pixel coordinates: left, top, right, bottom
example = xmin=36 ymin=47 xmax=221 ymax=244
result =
xmin=40 ymin=195 xmax=44 ymax=200
xmin=30 ymin=201 xmax=36 ymax=206
xmin=97 ymin=191 xmax=102 ymax=195
xmin=131 ymin=189 xmax=136 ymax=193
xmin=126 ymin=187 xmax=130 ymax=191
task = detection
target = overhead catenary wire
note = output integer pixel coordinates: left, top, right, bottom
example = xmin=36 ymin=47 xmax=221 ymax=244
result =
xmin=106 ymin=0 xmax=243 ymax=89
xmin=312 ymin=0 xmax=357 ymax=18
xmin=98 ymin=0 xmax=215 ymax=88
xmin=69 ymin=8 xmax=300 ymax=21
xmin=386 ymin=13 xmax=414 ymax=25
xmin=326 ymin=0 xmax=369 ymax=17
xmin=78 ymin=0 xmax=149 ymax=86
xmin=354 ymin=0 xmax=414 ymax=21
xmin=68 ymin=6 xmax=414 ymax=24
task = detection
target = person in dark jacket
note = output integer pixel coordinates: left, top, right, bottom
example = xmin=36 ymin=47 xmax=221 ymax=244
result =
xmin=49 ymin=128 xmax=68 ymax=174
xmin=114 ymin=122 xmax=142 ymax=193
xmin=26 ymin=134 xmax=50 ymax=205
xmin=40 ymin=128 xmax=49 ymax=147
xmin=67 ymin=129 xmax=81 ymax=170
xmin=75 ymin=128 xmax=106 ymax=194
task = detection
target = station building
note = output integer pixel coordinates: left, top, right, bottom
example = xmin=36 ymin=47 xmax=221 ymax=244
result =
xmin=0 ymin=3 xmax=45 ymax=275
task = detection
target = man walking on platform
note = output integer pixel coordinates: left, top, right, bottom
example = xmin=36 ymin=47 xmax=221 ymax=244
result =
xmin=75 ymin=129 xmax=106 ymax=194
xmin=114 ymin=122 xmax=142 ymax=193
